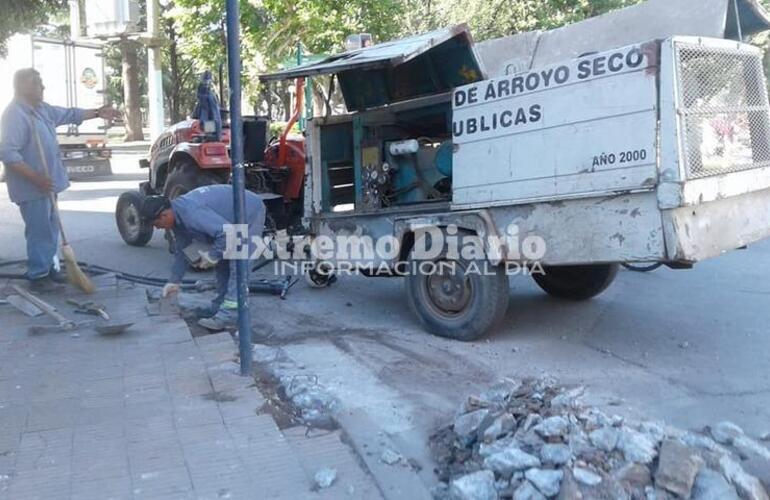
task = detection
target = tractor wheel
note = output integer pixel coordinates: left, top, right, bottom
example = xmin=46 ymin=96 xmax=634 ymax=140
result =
xmin=532 ymin=264 xmax=619 ymax=301
xmin=162 ymin=160 xmax=226 ymax=254
xmin=163 ymin=160 xmax=224 ymax=199
xmin=116 ymin=191 xmax=154 ymax=247
xmin=304 ymin=261 xmax=336 ymax=288
xmin=404 ymin=232 xmax=509 ymax=341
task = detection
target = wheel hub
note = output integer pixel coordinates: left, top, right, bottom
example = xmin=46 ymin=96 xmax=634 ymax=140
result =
xmin=122 ymin=204 xmax=141 ymax=239
xmin=426 ymin=263 xmax=471 ymax=314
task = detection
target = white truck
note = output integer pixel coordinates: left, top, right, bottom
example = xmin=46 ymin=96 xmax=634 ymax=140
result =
xmin=0 ymin=35 xmax=112 ymax=181
xmin=261 ymin=0 xmax=770 ymax=340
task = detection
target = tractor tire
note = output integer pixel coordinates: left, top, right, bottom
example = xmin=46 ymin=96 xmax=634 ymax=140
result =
xmin=116 ymin=191 xmax=154 ymax=247
xmin=163 ymin=160 xmax=224 ymax=199
xmin=404 ymin=232 xmax=509 ymax=341
xmin=532 ymin=264 xmax=619 ymax=301
xmin=162 ymin=160 xmax=226 ymax=255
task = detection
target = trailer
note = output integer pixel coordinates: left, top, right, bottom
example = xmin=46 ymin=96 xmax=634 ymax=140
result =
xmin=0 ymin=35 xmax=112 ymax=182
xmin=261 ymin=5 xmax=770 ymax=340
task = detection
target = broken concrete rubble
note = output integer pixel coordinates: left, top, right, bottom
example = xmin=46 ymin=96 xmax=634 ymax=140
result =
xmin=572 ymin=467 xmax=601 ymax=487
xmin=617 ymin=428 xmax=658 ymax=464
xmin=718 ymin=455 xmax=770 ymax=500
xmin=712 ymin=421 xmax=746 ymax=445
xmin=513 ymin=480 xmax=545 ymax=500
xmin=539 ymin=444 xmax=571 ymax=466
xmin=654 ymin=439 xmax=704 ymax=498
xmin=693 ymin=468 xmax=740 ymax=500
xmin=524 ymin=468 xmax=563 ymax=497
xmin=313 ymin=467 xmax=337 ymax=489
xmin=450 ymin=470 xmax=498 ymax=500
xmin=429 ymin=378 xmax=769 ymax=500
xmin=483 ymin=447 xmax=541 ymax=477
xmin=588 ymin=427 xmax=619 ymax=452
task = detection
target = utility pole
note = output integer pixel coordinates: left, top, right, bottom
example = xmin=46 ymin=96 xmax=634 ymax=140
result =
xmin=69 ymin=0 xmax=82 ymax=40
xmin=146 ymin=0 xmax=165 ymax=140
xmin=225 ymin=0 xmax=253 ymax=376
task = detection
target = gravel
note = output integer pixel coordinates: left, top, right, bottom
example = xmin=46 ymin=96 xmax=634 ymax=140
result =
xmin=429 ymin=378 xmax=769 ymax=500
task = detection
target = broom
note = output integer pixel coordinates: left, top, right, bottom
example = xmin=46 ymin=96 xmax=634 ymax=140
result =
xmin=31 ymin=117 xmax=96 ymax=294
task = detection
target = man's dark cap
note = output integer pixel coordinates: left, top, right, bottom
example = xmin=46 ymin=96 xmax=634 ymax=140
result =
xmin=139 ymin=195 xmax=171 ymax=221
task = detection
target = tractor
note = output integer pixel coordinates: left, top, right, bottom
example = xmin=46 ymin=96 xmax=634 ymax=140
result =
xmin=115 ymin=73 xmax=306 ymax=248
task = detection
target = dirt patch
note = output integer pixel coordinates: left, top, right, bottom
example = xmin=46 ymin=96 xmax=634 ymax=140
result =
xmin=202 ymin=390 xmax=238 ymax=403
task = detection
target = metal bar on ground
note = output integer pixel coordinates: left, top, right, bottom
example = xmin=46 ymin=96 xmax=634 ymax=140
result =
xmin=225 ymin=0 xmax=253 ymax=376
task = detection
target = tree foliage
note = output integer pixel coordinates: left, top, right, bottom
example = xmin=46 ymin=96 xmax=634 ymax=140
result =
xmin=0 ymin=0 xmax=68 ymax=55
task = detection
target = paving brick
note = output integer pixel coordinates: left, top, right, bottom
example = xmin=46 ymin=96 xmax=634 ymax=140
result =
xmin=130 ymin=466 xmax=193 ymax=498
xmin=0 ymin=287 xmax=378 ymax=499
xmin=71 ymin=476 xmax=132 ymax=500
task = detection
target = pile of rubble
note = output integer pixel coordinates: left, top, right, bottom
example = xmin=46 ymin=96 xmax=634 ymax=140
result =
xmin=429 ymin=379 xmax=769 ymax=500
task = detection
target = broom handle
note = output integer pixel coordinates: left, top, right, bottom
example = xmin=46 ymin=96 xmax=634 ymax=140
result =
xmin=29 ymin=113 xmax=68 ymax=246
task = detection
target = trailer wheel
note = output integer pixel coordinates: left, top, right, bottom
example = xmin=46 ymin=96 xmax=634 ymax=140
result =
xmin=532 ymin=264 xmax=619 ymax=301
xmin=405 ymin=237 xmax=509 ymax=341
xmin=116 ymin=191 xmax=154 ymax=247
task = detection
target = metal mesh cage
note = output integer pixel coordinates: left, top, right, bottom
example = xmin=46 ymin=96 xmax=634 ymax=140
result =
xmin=675 ymin=42 xmax=770 ymax=179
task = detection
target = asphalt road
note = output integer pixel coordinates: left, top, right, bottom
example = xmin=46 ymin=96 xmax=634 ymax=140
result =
xmin=2 ymin=149 xmax=769 ymax=471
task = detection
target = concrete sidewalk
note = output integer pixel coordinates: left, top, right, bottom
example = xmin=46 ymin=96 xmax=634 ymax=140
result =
xmin=0 ymin=281 xmax=380 ymax=500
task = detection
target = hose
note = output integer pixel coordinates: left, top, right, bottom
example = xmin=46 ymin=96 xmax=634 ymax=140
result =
xmin=1 ymin=257 xmax=289 ymax=294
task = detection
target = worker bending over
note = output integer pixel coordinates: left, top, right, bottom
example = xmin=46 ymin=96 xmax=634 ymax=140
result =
xmin=140 ymin=185 xmax=266 ymax=331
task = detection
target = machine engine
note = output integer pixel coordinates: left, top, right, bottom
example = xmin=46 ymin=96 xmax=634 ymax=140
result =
xmin=361 ymin=138 xmax=453 ymax=209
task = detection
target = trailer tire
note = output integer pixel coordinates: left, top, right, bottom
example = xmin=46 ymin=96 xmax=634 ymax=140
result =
xmin=116 ymin=191 xmax=154 ymax=247
xmin=405 ymin=234 xmax=509 ymax=341
xmin=532 ymin=264 xmax=619 ymax=301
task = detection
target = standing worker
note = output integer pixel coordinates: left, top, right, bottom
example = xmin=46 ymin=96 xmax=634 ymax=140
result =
xmin=139 ymin=184 xmax=266 ymax=331
xmin=0 ymin=68 xmax=118 ymax=292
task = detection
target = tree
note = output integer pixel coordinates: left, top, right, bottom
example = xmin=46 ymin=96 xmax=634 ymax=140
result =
xmin=170 ymin=0 xmax=402 ymax=117
xmin=163 ymin=10 xmax=198 ymax=123
xmin=398 ymin=0 xmax=643 ymax=42
xmin=122 ymin=38 xmax=145 ymax=141
xmin=0 ymin=0 xmax=67 ymax=55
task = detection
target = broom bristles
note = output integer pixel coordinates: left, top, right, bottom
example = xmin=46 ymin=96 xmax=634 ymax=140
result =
xmin=61 ymin=244 xmax=95 ymax=294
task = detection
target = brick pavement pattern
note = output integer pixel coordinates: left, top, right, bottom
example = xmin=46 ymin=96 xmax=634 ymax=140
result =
xmin=0 ymin=283 xmax=379 ymax=499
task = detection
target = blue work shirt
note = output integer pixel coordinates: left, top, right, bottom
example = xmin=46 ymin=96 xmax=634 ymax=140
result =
xmin=170 ymin=185 xmax=266 ymax=283
xmin=0 ymin=99 xmax=85 ymax=204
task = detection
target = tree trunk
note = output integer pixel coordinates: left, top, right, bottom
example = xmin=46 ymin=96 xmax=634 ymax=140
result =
xmin=121 ymin=39 xmax=144 ymax=141
xmin=281 ymin=81 xmax=292 ymax=121
xmin=166 ymin=20 xmax=182 ymax=123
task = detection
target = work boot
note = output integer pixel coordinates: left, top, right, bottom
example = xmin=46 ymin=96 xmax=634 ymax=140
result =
xmin=198 ymin=309 xmax=237 ymax=331
xmin=28 ymin=276 xmax=64 ymax=293
xmin=48 ymin=268 xmax=67 ymax=284
xmin=192 ymin=303 xmax=219 ymax=319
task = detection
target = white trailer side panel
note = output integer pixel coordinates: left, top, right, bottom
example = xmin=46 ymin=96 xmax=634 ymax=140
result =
xmin=451 ymin=42 xmax=659 ymax=209
xmin=70 ymin=43 xmax=106 ymax=135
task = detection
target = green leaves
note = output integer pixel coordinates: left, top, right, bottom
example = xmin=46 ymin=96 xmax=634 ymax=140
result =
xmin=0 ymin=0 xmax=68 ymax=55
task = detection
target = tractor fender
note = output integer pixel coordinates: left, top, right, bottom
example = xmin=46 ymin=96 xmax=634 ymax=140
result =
xmin=169 ymin=142 xmax=231 ymax=171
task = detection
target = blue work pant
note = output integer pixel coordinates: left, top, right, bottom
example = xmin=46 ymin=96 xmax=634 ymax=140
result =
xmin=213 ymin=259 xmax=238 ymax=309
xmin=18 ymin=197 xmax=59 ymax=280
xmin=212 ymin=212 xmax=265 ymax=310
